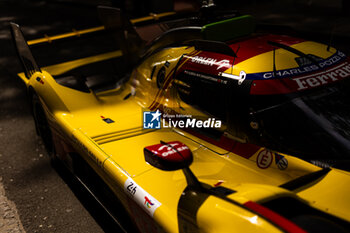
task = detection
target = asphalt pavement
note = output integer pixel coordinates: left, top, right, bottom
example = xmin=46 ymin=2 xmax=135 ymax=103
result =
xmin=0 ymin=0 xmax=350 ymax=233
xmin=0 ymin=1 xmax=113 ymax=232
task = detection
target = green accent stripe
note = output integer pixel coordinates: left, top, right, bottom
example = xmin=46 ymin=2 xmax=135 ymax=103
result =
xmin=201 ymin=15 xmax=255 ymax=42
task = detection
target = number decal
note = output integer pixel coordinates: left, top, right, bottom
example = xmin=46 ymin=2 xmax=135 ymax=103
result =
xmin=124 ymin=178 xmax=161 ymax=217
xmin=126 ymin=182 xmax=137 ymax=196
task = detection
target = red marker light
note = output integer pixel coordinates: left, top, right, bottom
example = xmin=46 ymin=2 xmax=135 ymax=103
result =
xmin=214 ymin=181 xmax=224 ymax=187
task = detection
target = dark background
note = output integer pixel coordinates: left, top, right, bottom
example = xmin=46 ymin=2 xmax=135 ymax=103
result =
xmin=0 ymin=0 xmax=349 ymax=232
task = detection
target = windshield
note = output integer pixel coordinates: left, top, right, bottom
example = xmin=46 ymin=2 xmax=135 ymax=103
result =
xmin=253 ymin=78 xmax=350 ymax=159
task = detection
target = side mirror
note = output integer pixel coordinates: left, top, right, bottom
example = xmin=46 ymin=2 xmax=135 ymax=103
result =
xmin=144 ymin=141 xmax=193 ymax=171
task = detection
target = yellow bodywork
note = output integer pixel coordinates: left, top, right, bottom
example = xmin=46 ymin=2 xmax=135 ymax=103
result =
xmin=17 ymin=38 xmax=350 ymax=233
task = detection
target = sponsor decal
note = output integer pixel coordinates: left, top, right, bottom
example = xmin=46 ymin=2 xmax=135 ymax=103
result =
xmin=100 ymin=116 xmax=114 ymax=124
xmin=156 ymin=142 xmax=188 ymax=157
xmin=275 ymin=153 xmax=288 ymax=170
xmin=124 ymin=178 xmax=161 ymax=217
xmin=143 ymin=110 xmax=162 ymax=129
xmin=184 ymin=70 xmax=228 ymax=84
xmin=256 ymin=150 xmax=273 ymax=169
xmin=250 ymin=60 xmax=350 ymax=95
xmin=248 ymin=50 xmax=347 ymax=80
xmin=126 ymin=181 xmax=137 ymax=196
xmin=262 ymin=65 xmax=319 ymax=79
xmin=145 ymin=141 xmax=192 ymax=163
xmin=217 ymin=60 xmax=231 ymax=70
xmin=293 ymin=62 xmax=350 ymax=90
xmin=190 ymin=56 xmax=231 ymax=70
xmin=71 ymin=133 xmax=104 ymax=168
xmin=144 ymin=196 xmax=154 ymax=208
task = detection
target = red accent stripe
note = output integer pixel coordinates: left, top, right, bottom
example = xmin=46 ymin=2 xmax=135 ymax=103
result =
xmin=244 ymin=201 xmax=307 ymax=233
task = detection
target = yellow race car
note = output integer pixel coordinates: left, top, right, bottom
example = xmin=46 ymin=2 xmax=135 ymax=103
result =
xmin=11 ymin=4 xmax=350 ymax=233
